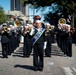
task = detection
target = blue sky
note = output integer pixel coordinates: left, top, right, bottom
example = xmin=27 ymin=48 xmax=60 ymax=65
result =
xmin=29 ymin=8 xmax=49 ymax=21
xmin=0 ymin=0 xmax=10 ymax=11
xmin=0 ymin=0 xmax=44 ymax=21
xmin=0 ymin=0 xmax=42 ymax=20
xmin=0 ymin=0 xmax=52 ymax=22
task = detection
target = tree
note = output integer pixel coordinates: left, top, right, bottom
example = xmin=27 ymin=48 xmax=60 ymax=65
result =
xmin=21 ymin=0 xmax=76 ymax=27
xmin=44 ymin=9 xmax=64 ymax=26
xmin=0 ymin=6 xmax=9 ymax=25
xmin=21 ymin=0 xmax=76 ymax=14
xmin=32 ymin=0 xmax=76 ymax=27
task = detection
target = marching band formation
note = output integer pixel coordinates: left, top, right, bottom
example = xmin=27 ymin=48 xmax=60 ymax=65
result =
xmin=0 ymin=23 xmax=21 ymax=58
xmin=0 ymin=16 xmax=74 ymax=71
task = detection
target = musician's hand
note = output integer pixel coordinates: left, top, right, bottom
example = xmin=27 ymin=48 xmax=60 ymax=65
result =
xmin=24 ymin=31 xmax=28 ymax=35
xmin=22 ymin=27 xmax=24 ymax=31
xmin=29 ymin=28 xmax=35 ymax=36
xmin=29 ymin=25 xmax=33 ymax=28
xmin=1 ymin=30 xmax=5 ymax=33
xmin=27 ymin=31 xmax=29 ymax=33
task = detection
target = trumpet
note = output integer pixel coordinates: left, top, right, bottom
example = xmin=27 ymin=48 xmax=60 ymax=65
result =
xmin=3 ymin=26 xmax=8 ymax=32
xmin=46 ymin=26 xmax=52 ymax=31
xmin=15 ymin=20 xmax=21 ymax=27
xmin=25 ymin=26 xmax=31 ymax=32
xmin=48 ymin=26 xmax=52 ymax=30
xmin=45 ymin=26 xmax=52 ymax=36
xmin=26 ymin=27 xmax=30 ymax=32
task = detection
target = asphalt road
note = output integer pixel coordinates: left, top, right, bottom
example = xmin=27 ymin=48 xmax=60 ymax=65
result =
xmin=0 ymin=43 xmax=76 ymax=75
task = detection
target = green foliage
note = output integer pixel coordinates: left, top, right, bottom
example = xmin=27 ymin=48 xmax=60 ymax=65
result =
xmin=21 ymin=0 xmax=76 ymax=26
xmin=0 ymin=6 xmax=9 ymax=25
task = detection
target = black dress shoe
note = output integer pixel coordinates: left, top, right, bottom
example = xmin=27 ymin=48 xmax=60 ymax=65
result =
xmin=45 ymin=55 xmax=51 ymax=57
xmin=23 ymin=55 xmax=27 ymax=57
xmin=8 ymin=53 xmax=11 ymax=55
xmin=5 ymin=56 xmax=8 ymax=58
xmin=23 ymin=55 xmax=30 ymax=58
xmin=26 ymin=55 xmax=30 ymax=57
xmin=38 ymin=67 xmax=43 ymax=71
xmin=2 ymin=56 xmax=5 ymax=58
xmin=2 ymin=56 xmax=8 ymax=58
xmin=34 ymin=67 xmax=38 ymax=71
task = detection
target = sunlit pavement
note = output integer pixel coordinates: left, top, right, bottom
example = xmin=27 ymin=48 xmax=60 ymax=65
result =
xmin=0 ymin=43 xmax=76 ymax=75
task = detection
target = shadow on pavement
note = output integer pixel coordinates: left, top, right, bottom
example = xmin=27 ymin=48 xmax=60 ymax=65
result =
xmin=13 ymin=54 xmax=23 ymax=57
xmin=0 ymin=51 xmax=3 ymax=58
xmin=0 ymin=51 xmax=2 ymax=55
xmin=51 ymin=45 xmax=65 ymax=57
xmin=0 ymin=56 xmax=3 ymax=58
xmin=14 ymin=64 xmax=35 ymax=71
xmin=51 ymin=49 xmax=64 ymax=57
xmin=13 ymin=45 xmax=65 ymax=58
xmin=13 ymin=47 xmax=24 ymax=58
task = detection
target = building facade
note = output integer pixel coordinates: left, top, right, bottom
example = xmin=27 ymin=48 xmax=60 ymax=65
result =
xmin=10 ymin=0 xmax=21 ymax=10
xmin=10 ymin=0 xmax=29 ymax=17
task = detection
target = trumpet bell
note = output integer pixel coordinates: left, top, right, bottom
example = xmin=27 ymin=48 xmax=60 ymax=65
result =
xmin=4 ymin=26 xmax=8 ymax=31
xmin=58 ymin=18 xmax=66 ymax=24
xmin=15 ymin=21 xmax=21 ymax=27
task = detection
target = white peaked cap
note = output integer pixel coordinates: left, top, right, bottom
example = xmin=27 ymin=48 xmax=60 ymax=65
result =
xmin=29 ymin=24 xmax=33 ymax=27
xmin=3 ymin=23 xmax=7 ymax=26
xmin=35 ymin=20 xmax=42 ymax=23
xmin=9 ymin=25 xmax=13 ymax=26
xmin=46 ymin=23 xmax=50 ymax=26
xmin=26 ymin=24 xmax=30 ymax=26
xmin=51 ymin=25 xmax=54 ymax=27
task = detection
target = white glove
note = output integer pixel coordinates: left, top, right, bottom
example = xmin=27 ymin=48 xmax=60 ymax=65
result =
xmin=29 ymin=28 xmax=35 ymax=36
xmin=44 ymin=41 xmax=47 ymax=49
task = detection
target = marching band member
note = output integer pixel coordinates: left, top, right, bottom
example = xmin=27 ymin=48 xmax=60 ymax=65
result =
xmin=16 ymin=26 xmax=21 ymax=47
xmin=65 ymin=25 xmax=72 ymax=57
xmin=51 ymin=25 xmax=55 ymax=43
xmin=56 ymin=21 xmax=73 ymax=57
xmin=9 ymin=25 xmax=16 ymax=53
xmin=56 ymin=24 xmax=63 ymax=48
xmin=45 ymin=23 xmax=52 ymax=57
xmin=22 ymin=24 xmax=33 ymax=57
xmin=32 ymin=20 xmax=45 ymax=71
xmin=61 ymin=24 xmax=67 ymax=54
xmin=0 ymin=23 xmax=10 ymax=58
xmin=56 ymin=18 xmax=67 ymax=53
xmin=7 ymin=27 xmax=12 ymax=55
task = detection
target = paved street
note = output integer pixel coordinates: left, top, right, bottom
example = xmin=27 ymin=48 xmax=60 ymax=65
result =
xmin=0 ymin=43 xmax=76 ymax=75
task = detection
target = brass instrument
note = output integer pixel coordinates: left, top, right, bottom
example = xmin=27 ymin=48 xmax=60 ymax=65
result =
xmin=58 ymin=18 xmax=66 ymax=24
xmin=25 ymin=26 xmax=31 ymax=32
xmin=3 ymin=26 xmax=8 ymax=32
xmin=15 ymin=20 xmax=21 ymax=27
xmin=45 ymin=26 xmax=52 ymax=36
xmin=26 ymin=27 xmax=30 ymax=31
xmin=48 ymin=26 xmax=52 ymax=31
xmin=46 ymin=26 xmax=52 ymax=31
